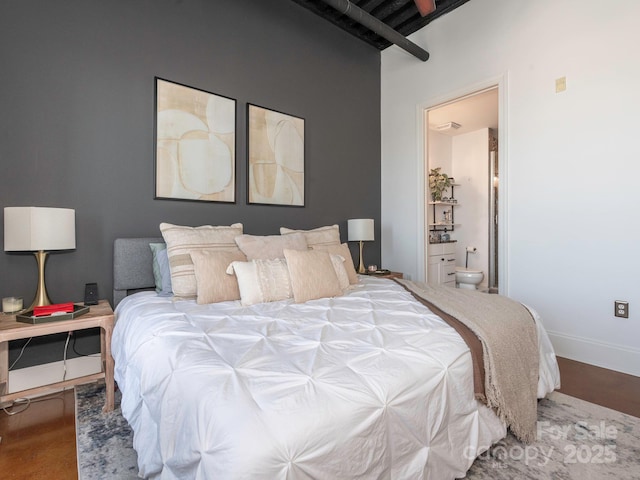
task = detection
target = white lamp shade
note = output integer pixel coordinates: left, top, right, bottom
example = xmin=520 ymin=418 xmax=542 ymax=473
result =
xmin=4 ymin=207 xmax=76 ymax=251
xmin=348 ymin=218 xmax=374 ymax=242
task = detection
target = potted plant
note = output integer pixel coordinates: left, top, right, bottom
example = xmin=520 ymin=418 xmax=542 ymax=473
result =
xmin=428 ymin=167 xmax=452 ymax=202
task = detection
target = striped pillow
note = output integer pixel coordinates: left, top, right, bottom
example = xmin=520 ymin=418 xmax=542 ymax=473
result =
xmin=159 ymin=222 xmax=243 ymax=298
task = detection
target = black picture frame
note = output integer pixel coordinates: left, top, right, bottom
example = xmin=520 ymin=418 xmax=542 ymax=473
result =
xmin=154 ymin=77 xmax=237 ymax=203
xmin=247 ymin=103 xmax=305 ymax=207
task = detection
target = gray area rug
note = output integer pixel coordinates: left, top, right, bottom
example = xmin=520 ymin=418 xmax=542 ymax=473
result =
xmin=76 ymin=382 xmax=640 ymax=479
xmin=466 ymin=392 xmax=640 ymax=479
xmin=75 ymin=382 xmax=138 ymax=479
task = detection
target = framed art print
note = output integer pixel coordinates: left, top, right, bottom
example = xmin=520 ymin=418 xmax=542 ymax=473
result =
xmin=247 ymin=104 xmax=304 ymax=206
xmin=154 ymin=77 xmax=236 ymax=203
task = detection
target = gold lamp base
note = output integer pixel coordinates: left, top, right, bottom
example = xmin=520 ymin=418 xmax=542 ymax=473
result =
xmin=357 ymin=240 xmax=366 ymax=274
xmin=26 ymin=250 xmax=53 ymax=312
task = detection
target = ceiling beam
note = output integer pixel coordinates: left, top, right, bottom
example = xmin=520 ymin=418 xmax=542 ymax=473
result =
xmin=318 ymin=0 xmax=430 ymax=61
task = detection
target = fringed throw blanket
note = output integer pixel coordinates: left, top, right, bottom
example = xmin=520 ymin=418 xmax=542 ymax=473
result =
xmin=396 ymin=279 xmax=539 ymax=443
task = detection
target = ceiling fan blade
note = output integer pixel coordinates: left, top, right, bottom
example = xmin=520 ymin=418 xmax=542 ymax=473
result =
xmin=414 ymin=0 xmax=436 ymax=16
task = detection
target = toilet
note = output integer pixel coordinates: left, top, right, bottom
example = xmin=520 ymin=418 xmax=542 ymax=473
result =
xmin=455 ymin=267 xmax=484 ymax=290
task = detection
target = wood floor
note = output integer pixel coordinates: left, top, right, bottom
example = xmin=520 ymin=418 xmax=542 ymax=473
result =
xmin=1 ymin=357 xmax=639 ymax=479
xmin=556 ymin=357 xmax=640 ymax=418
xmin=0 ymin=389 xmax=77 ymax=479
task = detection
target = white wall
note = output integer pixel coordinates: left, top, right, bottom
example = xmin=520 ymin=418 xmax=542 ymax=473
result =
xmin=452 ymin=129 xmax=489 ymax=281
xmin=381 ymin=0 xmax=640 ymax=376
xmin=427 ymin=130 xmax=452 ymax=172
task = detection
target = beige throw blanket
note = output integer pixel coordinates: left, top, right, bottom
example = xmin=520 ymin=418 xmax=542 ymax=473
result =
xmin=397 ymin=279 xmax=539 ymax=443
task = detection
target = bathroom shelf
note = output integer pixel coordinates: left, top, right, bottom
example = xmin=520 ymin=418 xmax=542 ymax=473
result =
xmin=429 ymin=183 xmax=459 ymax=234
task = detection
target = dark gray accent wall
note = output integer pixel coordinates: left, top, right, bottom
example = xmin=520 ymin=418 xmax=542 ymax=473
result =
xmin=1 ymin=0 xmax=380 ymax=368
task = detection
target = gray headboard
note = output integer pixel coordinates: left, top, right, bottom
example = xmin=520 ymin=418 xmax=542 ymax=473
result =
xmin=113 ymin=237 xmax=163 ymax=307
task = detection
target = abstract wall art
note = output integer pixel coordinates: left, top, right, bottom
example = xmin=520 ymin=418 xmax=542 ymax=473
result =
xmin=155 ymin=78 xmax=236 ymax=203
xmin=247 ymin=104 xmax=304 ymax=206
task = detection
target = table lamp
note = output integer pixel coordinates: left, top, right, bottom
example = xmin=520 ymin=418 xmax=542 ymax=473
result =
xmin=4 ymin=207 xmax=76 ymax=311
xmin=348 ymin=218 xmax=374 ymax=274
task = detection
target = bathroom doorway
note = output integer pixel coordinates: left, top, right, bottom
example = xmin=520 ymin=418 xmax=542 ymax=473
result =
xmin=425 ymin=86 xmax=500 ymax=292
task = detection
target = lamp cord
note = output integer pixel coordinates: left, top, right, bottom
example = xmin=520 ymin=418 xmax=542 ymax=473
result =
xmin=9 ymin=337 xmax=32 ymax=371
xmin=3 ymin=333 xmax=73 ymax=416
xmin=62 ymin=331 xmax=71 ymax=382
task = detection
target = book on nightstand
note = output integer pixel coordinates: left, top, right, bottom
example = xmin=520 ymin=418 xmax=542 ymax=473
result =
xmin=16 ymin=304 xmax=90 ymax=324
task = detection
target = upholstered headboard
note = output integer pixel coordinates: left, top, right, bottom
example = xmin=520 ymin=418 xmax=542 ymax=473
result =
xmin=113 ymin=237 xmax=163 ymax=307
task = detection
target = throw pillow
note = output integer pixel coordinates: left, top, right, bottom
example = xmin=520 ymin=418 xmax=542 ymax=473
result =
xmin=149 ymin=242 xmax=173 ymax=296
xmin=190 ymin=250 xmax=246 ymax=304
xmin=234 ymin=233 xmax=307 ymax=260
xmin=311 ymin=243 xmax=358 ymax=284
xmin=283 ymin=248 xmax=342 ymax=303
xmin=280 ymin=224 xmax=340 ymax=248
xmin=159 ymin=222 xmax=243 ymax=298
xmin=226 ymin=258 xmax=292 ymax=306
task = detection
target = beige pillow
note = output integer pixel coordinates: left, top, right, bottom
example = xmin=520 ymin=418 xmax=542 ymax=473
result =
xmin=190 ymin=250 xmax=246 ymax=304
xmin=160 ymin=222 xmax=243 ymax=298
xmin=329 ymin=254 xmax=350 ymax=291
xmin=283 ymin=248 xmax=342 ymax=303
xmin=311 ymin=243 xmax=358 ymax=284
xmin=280 ymin=224 xmax=340 ymax=248
xmin=226 ymin=258 xmax=292 ymax=306
xmin=234 ymin=233 xmax=307 ymax=260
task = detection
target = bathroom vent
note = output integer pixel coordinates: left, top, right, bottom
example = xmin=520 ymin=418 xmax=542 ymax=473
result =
xmin=434 ymin=121 xmax=462 ymax=131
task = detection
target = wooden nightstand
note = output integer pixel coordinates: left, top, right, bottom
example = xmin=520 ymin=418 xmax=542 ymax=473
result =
xmin=364 ymin=271 xmax=404 ymax=280
xmin=0 ymin=300 xmax=115 ymax=412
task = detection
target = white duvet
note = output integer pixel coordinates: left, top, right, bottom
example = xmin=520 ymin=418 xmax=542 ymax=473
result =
xmin=112 ymin=276 xmax=560 ymax=479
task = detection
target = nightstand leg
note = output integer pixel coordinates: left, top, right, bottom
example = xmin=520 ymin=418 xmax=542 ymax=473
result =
xmin=0 ymin=341 xmax=8 ymax=400
xmin=101 ymin=323 xmax=115 ymax=412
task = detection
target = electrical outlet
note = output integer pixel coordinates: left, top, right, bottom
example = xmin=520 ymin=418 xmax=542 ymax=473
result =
xmin=614 ymin=301 xmax=629 ymax=318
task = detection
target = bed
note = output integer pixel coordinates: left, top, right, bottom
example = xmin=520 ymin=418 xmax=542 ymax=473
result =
xmin=111 ymin=232 xmax=560 ymax=480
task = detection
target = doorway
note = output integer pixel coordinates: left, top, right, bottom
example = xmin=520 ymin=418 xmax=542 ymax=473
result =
xmin=425 ymin=86 xmax=500 ymax=292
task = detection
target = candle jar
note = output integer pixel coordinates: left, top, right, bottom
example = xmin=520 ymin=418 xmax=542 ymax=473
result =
xmin=3 ymin=296 xmax=23 ymax=313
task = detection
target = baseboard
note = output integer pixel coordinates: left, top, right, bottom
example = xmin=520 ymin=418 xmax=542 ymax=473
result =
xmin=8 ymin=356 xmax=102 ymax=395
xmin=547 ymin=330 xmax=640 ymax=377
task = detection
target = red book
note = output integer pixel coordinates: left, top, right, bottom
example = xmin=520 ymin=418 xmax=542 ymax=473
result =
xmin=33 ymin=302 xmax=75 ymax=317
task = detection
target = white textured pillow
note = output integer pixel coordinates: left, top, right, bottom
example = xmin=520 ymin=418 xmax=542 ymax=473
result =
xmin=280 ymin=224 xmax=340 ymax=248
xmin=190 ymin=250 xmax=246 ymax=304
xmin=234 ymin=233 xmax=307 ymax=260
xmin=311 ymin=243 xmax=358 ymax=284
xmin=160 ymin=222 xmax=243 ymax=298
xmin=226 ymin=258 xmax=292 ymax=306
xmin=283 ymin=248 xmax=342 ymax=303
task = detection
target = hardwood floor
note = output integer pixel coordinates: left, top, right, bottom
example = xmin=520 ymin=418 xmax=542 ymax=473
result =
xmin=556 ymin=357 xmax=640 ymax=418
xmin=1 ymin=357 xmax=639 ymax=479
xmin=0 ymin=389 xmax=77 ymax=479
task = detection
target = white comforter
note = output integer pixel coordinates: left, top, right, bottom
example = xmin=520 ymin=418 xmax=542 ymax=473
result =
xmin=112 ymin=276 xmax=560 ymax=479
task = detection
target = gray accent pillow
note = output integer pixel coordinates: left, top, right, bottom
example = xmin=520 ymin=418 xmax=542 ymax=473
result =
xmin=150 ymin=242 xmax=173 ymax=296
